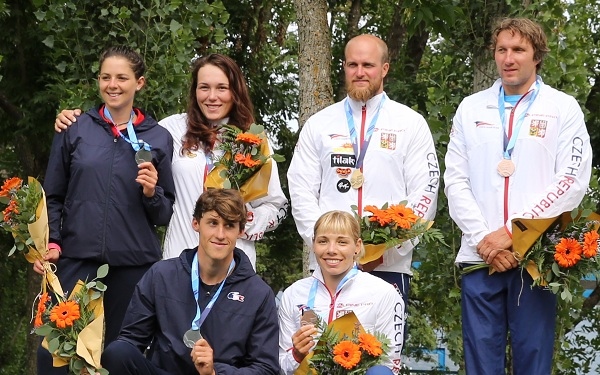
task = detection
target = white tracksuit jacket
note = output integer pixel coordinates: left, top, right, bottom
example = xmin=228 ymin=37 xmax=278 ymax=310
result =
xmin=159 ymin=114 xmax=289 ymax=267
xmin=278 ymin=267 xmax=405 ymax=374
xmin=444 ymin=77 xmax=592 ymax=264
xmin=288 ymin=92 xmax=440 ymax=273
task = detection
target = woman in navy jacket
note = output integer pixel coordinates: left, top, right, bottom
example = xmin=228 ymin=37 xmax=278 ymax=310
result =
xmin=34 ymin=45 xmax=175 ymax=375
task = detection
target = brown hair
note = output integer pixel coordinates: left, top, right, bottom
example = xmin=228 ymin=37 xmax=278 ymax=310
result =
xmin=193 ymin=189 xmax=247 ymax=232
xmin=313 ymin=211 xmax=365 ymax=260
xmin=99 ymin=46 xmax=145 ymax=79
xmin=183 ymin=54 xmax=255 ymax=154
xmin=490 ymin=18 xmax=550 ymax=72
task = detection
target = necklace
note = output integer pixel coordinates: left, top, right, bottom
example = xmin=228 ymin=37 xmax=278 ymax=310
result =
xmin=200 ymin=280 xmax=221 ymax=296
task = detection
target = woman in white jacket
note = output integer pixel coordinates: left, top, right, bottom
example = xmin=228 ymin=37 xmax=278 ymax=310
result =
xmin=278 ymin=211 xmax=404 ymax=374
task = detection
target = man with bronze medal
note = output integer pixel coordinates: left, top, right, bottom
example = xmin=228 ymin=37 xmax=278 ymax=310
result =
xmin=101 ymin=189 xmax=279 ymax=375
xmin=288 ymin=34 xmax=440 ymax=346
xmin=444 ymin=18 xmax=592 ymax=374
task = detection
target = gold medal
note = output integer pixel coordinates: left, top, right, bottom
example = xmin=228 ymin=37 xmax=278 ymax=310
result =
xmin=350 ymin=169 xmax=364 ymax=189
xmin=497 ymin=159 xmax=515 ymax=177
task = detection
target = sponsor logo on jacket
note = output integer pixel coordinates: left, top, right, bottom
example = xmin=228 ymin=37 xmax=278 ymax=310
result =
xmin=227 ymin=292 xmax=244 ymax=302
xmin=330 ymin=154 xmax=356 ymax=167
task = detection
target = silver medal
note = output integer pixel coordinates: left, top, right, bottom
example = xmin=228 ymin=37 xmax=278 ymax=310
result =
xmin=183 ymin=329 xmax=203 ymax=348
xmin=135 ymin=149 xmax=152 ymax=165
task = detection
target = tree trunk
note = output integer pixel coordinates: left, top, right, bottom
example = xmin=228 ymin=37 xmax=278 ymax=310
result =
xmin=335 ymin=0 xmax=361 ymax=101
xmin=293 ymin=0 xmax=334 ymax=275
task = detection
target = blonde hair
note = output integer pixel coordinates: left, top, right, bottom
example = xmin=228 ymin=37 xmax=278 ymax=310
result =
xmin=313 ymin=211 xmax=365 ymax=260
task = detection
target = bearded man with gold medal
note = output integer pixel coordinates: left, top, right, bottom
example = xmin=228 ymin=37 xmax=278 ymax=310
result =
xmin=288 ymin=35 xmax=440 ymax=357
xmin=444 ymin=18 xmax=592 ymax=375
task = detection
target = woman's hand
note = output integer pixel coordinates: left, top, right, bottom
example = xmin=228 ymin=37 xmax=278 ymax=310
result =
xmin=291 ymin=323 xmax=318 ymax=363
xmin=55 ymin=109 xmax=82 ymax=132
xmin=191 ymin=339 xmax=215 ymax=375
xmin=32 ymin=248 xmax=60 ymax=275
xmin=136 ymin=161 xmax=157 ymax=197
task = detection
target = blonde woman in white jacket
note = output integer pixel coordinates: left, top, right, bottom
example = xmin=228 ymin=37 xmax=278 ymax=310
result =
xmin=278 ymin=211 xmax=404 ymax=374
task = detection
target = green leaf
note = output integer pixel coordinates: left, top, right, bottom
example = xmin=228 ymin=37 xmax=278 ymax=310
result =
xmin=48 ymin=337 xmax=60 ymax=353
xmin=223 ymin=179 xmax=231 ymax=189
xmin=35 ymin=325 xmax=54 ymax=336
xmin=95 ymin=281 xmax=107 ymax=292
xmin=33 ymin=10 xmax=46 ymax=21
xmin=97 ymin=264 xmax=109 ymax=279
xmin=271 ymin=154 xmax=285 ymax=162
xmin=170 ymin=20 xmax=182 ymax=33
xmin=42 ymin=35 xmax=54 ymax=48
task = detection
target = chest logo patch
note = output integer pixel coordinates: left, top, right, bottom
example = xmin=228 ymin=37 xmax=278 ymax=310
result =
xmin=529 ymin=119 xmax=548 ymax=138
xmin=380 ymin=133 xmax=397 ymax=150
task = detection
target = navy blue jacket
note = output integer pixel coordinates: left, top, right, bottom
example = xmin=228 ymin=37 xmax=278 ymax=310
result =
xmin=117 ymin=248 xmax=280 ymax=375
xmin=44 ymin=106 xmax=175 ymax=266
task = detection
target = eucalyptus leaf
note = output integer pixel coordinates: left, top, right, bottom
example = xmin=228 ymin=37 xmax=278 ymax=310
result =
xmin=97 ymin=264 xmax=109 ymax=279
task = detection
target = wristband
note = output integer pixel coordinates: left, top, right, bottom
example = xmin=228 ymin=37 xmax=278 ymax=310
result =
xmin=48 ymin=243 xmax=62 ymax=255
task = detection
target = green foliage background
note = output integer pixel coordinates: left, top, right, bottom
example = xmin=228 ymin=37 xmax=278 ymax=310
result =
xmin=0 ymin=0 xmax=599 ymax=374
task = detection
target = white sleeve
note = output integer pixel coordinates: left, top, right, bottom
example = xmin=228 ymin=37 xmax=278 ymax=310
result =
xmin=287 ymin=118 xmax=323 ymax=246
xmin=374 ymin=286 xmax=405 ymax=371
xmin=507 ymin=97 xmax=591 ymax=228
xmin=404 ymin=117 xmax=440 ymax=222
xmin=278 ymin=288 xmax=302 ymax=375
xmin=444 ymin=104 xmax=491 ymax=247
xmin=243 ymin=139 xmax=289 ymax=241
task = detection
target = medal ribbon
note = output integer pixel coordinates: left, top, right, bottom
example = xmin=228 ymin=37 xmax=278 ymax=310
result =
xmin=497 ymin=80 xmax=540 ymax=160
xmin=306 ymin=265 xmax=358 ymax=311
xmin=344 ymin=94 xmax=386 ymax=170
xmin=190 ymin=253 xmax=235 ymax=331
xmin=103 ymin=107 xmax=151 ymax=152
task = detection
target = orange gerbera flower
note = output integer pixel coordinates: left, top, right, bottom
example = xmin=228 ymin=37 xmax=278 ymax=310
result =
xmin=332 ymin=340 xmax=361 ymax=369
xmin=358 ymin=332 xmax=383 ymax=356
xmin=234 ymin=153 xmax=261 ymax=168
xmin=0 ymin=177 xmax=22 ymax=197
xmin=364 ymin=205 xmax=393 ymax=226
xmin=235 ymin=133 xmax=262 ymax=146
xmin=388 ymin=204 xmax=419 ymax=229
xmin=2 ymin=199 xmax=19 ymax=222
xmin=554 ymin=238 xmax=583 ymax=268
xmin=50 ymin=300 xmax=80 ymax=329
xmin=583 ymin=230 xmax=599 ymax=258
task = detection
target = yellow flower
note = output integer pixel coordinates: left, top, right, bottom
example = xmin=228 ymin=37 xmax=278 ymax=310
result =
xmin=50 ymin=300 xmax=81 ymax=328
xmin=554 ymin=238 xmax=582 ymax=268
xmin=333 ymin=340 xmax=362 ymax=370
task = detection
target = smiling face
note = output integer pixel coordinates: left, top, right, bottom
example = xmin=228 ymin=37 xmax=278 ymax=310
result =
xmin=494 ymin=30 xmax=539 ymax=95
xmin=313 ymin=229 xmax=362 ymax=291
xmin=193 ymin=210 xmax=242 ymax=264
xmin=195 ymin=64 xmax=234 ymax=123
xmin=344 ymin=35 xmax=389 ymax=102
xmin=98 ymin=56 xmax=144 ymax=116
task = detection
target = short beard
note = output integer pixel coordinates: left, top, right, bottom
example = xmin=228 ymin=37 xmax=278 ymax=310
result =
xmin=346 ymin=82 xmax=378 ymax=102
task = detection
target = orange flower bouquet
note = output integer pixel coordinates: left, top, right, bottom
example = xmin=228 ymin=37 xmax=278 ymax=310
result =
xmin=354 ymin=201 xmax=441 ymax=264
xmin=305 ymin=312 xmax=391 ymax=375
xmin=35 ymin=264 xmax=109 ymax=375
xmin=0 ymin=176 xmax=63 ymax=295
xmin=205 ymin=123 xmax=284 ymax=202
xmin=511 ymin=207 xmax=600 ymax=302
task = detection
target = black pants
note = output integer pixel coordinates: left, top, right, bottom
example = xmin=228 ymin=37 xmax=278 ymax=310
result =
xmin=37 ymin=259 xmax=152 ymax=375
xmin=102 ymin=340 xmax=170 ymax=375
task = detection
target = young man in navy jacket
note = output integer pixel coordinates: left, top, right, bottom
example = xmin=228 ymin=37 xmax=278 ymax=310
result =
xmin=101 ymin=189 xmax=280 ymax=375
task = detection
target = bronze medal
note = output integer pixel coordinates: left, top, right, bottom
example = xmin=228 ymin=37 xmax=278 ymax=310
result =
xmin=350 ymin=169 xmax=364 ymax=189
xmin=497 ymin=159 xmax=515 ymax=177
